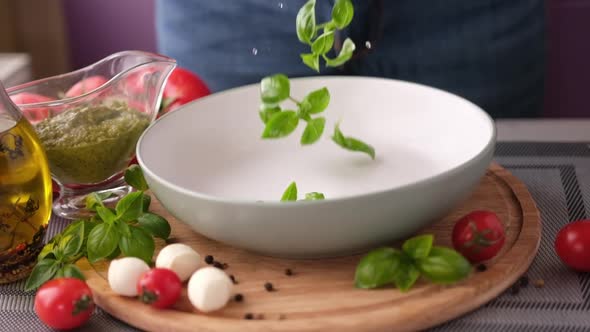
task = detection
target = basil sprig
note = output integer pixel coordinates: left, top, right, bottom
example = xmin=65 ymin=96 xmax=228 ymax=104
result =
xmin=259 ymin=0 xmax=375 ymax=160
xmin=280 ymin=182 xmax=325 ymax=201
xmin=297 ymin=0 xmax=356 ymax=72
xmin=25 ymin=165 xmax=171 ymax=291
xmin=355 ymin=234 xmax=472 ymax=291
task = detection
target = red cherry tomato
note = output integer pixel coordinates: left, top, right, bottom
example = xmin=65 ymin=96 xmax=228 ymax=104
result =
xmin=65 ymin=75 xmax=108 ymax=97
xmin=555 ymin=220 xmax=590 ymax=271
xmin=10 ymin=92 xmax=55 ymax=124
xmin=452 ymin=210 xmax=506 ymax=263
xmin=159 ymin=67 xmax=210 ymax=116
xmin=34 ymin=278 xmax=94 ymax=330
xmin=137 ymin=268 xmax=182 ymax=309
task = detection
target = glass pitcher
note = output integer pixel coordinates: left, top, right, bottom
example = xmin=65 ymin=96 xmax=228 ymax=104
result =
xmin=0 ymin=81 xmax=52 ymax=284
xmin=7 ymin=51 xmax=176 ymax=219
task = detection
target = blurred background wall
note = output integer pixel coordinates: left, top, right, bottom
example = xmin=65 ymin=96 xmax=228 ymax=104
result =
xmin=0 ymin=0 xmax=587 ymax=118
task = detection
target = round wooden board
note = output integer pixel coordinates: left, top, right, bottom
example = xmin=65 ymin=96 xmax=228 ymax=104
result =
xmin=78 ymin=163 xmax=541 ymax=332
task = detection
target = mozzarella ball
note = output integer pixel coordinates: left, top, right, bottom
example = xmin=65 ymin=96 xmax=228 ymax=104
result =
xmin=187 ymin=267 xmax=233 ymax=312
xmin=108 ymin=257 xmax=150 ymax=296
xmin=155 ymin=243 xmax=201 ymax=282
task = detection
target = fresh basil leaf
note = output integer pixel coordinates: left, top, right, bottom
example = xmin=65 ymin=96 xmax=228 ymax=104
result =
xmin=301 ymin=87 xmax=330 ymax=114
xmin=116 ymin=220 xmax=132 ymax=238
xmin=311 ymin=31 xmax=335 ymax=55
xmin=262 ymin=110 xmax=299 ymax=139
xmin=260 ymin=74 xmax=290 ymax=104
xmin=96 ymin=206 xmax=117 ymax=225
xmin=106 ymin=247 xmax=121 ymax=260
xmin=124 ymin=164 xmax=149 ymax=191
xmin=301 ymin=117 xmax=326 ymax=145
xmin=87 ymin=223 xmax=120 ymax=263
xmin=25 ymin=259 xmax=59 ymax=291
xmin=416 ymin=247 xmax=472 ymax=284
xmin=115 ymin=191 xmax=144 ymax=223
xmin=37 ymin=241 xmax=56 ymax=261
xmin=305 ymin=192 xmax=325 ymax=200
xmin=355 ymin=247 xmax=401 ymax=289
xmin=331 ymin=123 xmax=375 ymax=159
xmin=325 ymin=38 xmax=356 ymax=67
xmin=391 ymin=255 xmax=421 ymax=292
xmin=85 ymin=192 xmax=109 ymax=211
xmin=259 ymin=105 xmax=281 ymax=124
xmin=62 ymin=264 xmax=85 ymax=281
xmin=119 ymin=226 xmax=155 ymax=264
xmin=58 ymin=221 xmax=85 ymax=258
xmin=331 ymin=0 xmax=354 ymax=29
xmin=142 ymin=194 xmax=151 ymax=213
xmin=296 ymin=0 xmax=316 ymax=44
xmin=297 ymin=104 xmax=313 ymax=122
xmin=301 ymin=53 xmax=320 ymax=72
xmin=402 ymin=234 xmax=434 ymax=260
xmin=281 ymin=182 xmax=298 ymax=201
xmin=138 ymin=212 xmax=171 ymax=239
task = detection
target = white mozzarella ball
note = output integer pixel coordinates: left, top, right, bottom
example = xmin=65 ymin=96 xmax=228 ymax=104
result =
xmin=187 ymin=267 xmax=233 ymax=312
xmin=155 ymin=243 xmax=201 ymax=282
xmin=108 ymin=257 xmax=150 ymax=296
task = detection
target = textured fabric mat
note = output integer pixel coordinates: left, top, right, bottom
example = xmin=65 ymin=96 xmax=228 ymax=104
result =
xmin=1 ymin=142 xmax=589 ymax=332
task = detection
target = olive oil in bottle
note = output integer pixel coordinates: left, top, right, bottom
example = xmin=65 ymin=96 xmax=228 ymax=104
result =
xmin=0 ymin=114 xmax=52 ymax=283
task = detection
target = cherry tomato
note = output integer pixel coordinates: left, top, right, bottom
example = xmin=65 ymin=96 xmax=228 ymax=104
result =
xmin=452 ymin=210 xmax=506 ymax=263
xmin=137 ymin=268 xmax=182 ymax=309
xmin=34 ymin=278 xmax=94 ymax=330
xmin=159 ymin=67 xmax=210 ymax=116
xmin=555 ymin=220 xmax=590 ymax=271
xmin=65 ymin=75 xmax=108 ymax=97
xmin=10 ymin=92 xmax=55 ymax=124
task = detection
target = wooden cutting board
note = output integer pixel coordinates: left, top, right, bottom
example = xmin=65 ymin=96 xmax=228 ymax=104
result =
xmin=77 ymin=163 xmax=541 ymax=332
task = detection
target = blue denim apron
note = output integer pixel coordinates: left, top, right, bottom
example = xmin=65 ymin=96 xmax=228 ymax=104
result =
xmin=155 ymin=0 xmax=545 ymax=118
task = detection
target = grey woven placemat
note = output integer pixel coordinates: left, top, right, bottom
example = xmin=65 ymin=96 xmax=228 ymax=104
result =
xmin=1 ymin=142 xmax=590 ymax=332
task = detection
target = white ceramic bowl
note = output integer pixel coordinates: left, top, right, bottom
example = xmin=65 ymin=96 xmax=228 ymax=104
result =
xmin=137 ymin=76 xmax=496 ymax=258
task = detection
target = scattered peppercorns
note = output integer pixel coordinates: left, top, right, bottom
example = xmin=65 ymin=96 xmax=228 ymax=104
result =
xmin=510 ymin=284 xmax=520 ymax=295
xmin=285 ymin=269 xmax=293 ymax=276
xmin=234 ymin=294 xmax=243 ymax=302
xmin=213 ymin=261 xmax=224 ymax=269
xmin=244 ymin=313 xmax=254 ymax=320
xmin=264 ymin=282 xmax=275 ymax=292
xmin=222 ymin=263 xmax=229 ymax=269
xmin=230 ymin=274 xmax=238 ymax=284
xmin=534 ymin=279 xmax=545 ymax=288
xmin=204 ymin=255 xmax=214 ymax=264
xmin=476 ymin=264 xmax=487 ymax=272
xmin=519 ymin=276 xmax=529 ymax=288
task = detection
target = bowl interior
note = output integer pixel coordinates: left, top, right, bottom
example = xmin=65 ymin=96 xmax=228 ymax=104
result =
xmin=138 ymin=76 xmax=494 ymax=202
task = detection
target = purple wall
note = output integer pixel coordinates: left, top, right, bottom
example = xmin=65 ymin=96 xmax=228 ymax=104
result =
xmin=62 ymin=0 xmax=588 ymax=118
xmin=62 ymin=0 xmax=157 ymax=70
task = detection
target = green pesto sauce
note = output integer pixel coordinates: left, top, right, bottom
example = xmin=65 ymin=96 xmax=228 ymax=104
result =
xmin=35 ymin=103 xmax=150 ymax=184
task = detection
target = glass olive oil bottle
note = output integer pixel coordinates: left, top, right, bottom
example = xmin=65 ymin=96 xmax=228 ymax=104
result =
xmin=0 ymin=82 xmax=52 ymax=283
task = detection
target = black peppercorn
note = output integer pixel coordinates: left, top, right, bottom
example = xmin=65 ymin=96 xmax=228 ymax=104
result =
xmin=510 ymin=284 xmax=520 ymax=295
xmin=519 ymin=276 xmax=529 ymax=288
xmin=213 ymin=261 xmax=223 ymax=269
xmin=476 ymin=264 xmax=487 ymax=272
xmin=244 ymin=313 xmax=254 ymax=320
xmin=264 ymin=282 xmax=274 ymax=292
xmin=285 ymin=269 xmax=293 ymax=276
xmin=230 ymin=274 xmax=238 ymax=284
xmin=234 ymin=294 xmax=243 ymax=302
xmin=204 ymin=255 xmax=214 ymax=264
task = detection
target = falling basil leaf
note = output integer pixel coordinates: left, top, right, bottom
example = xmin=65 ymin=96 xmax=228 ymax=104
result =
xmin=331 ymin=123 xmax=375 ymax=159
xmin=262 ymin=110 xmax=299 ymax=138
xmin=325 ymin=38 xmax=356 ymax=67
xmin=281 ymin=182 xmax=298 ymax=201
xmin=331 ymin=0 xmax=354 ymax=29
xmin=301 ymin=87 xmax=330 ymax=115
xmin=311 ymin=31 xmax=335 ymax=55
xmin=259 ymin=105 xmax=281 ymax=124
xmin=301 ymin=117 xmax=326 ymax=145
xmin=260 ymin=74 xmax=290 ymax=104
xmin=304 ymin=192 xmax=325 ymax=200
xmin=301 ymin=53 xmax=320 ymax=72
xmin=296 ymin=0 xmax=316 ymax=44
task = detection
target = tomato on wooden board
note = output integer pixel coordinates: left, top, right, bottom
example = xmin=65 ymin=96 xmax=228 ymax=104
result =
xmin=34 ymin=278 xmax=94 ymax=330
xmin=555 ymin=220 xmax=590 ymax=272
xmin=451 ymin=210 xmax=506 ymax=263
xmin=65 ymin=75 xmax=108 ymax=98
xmin=159 ymin=67 xmax=210 ymax=116
xmin=137 ymin=268 xmax=182 ymax=309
